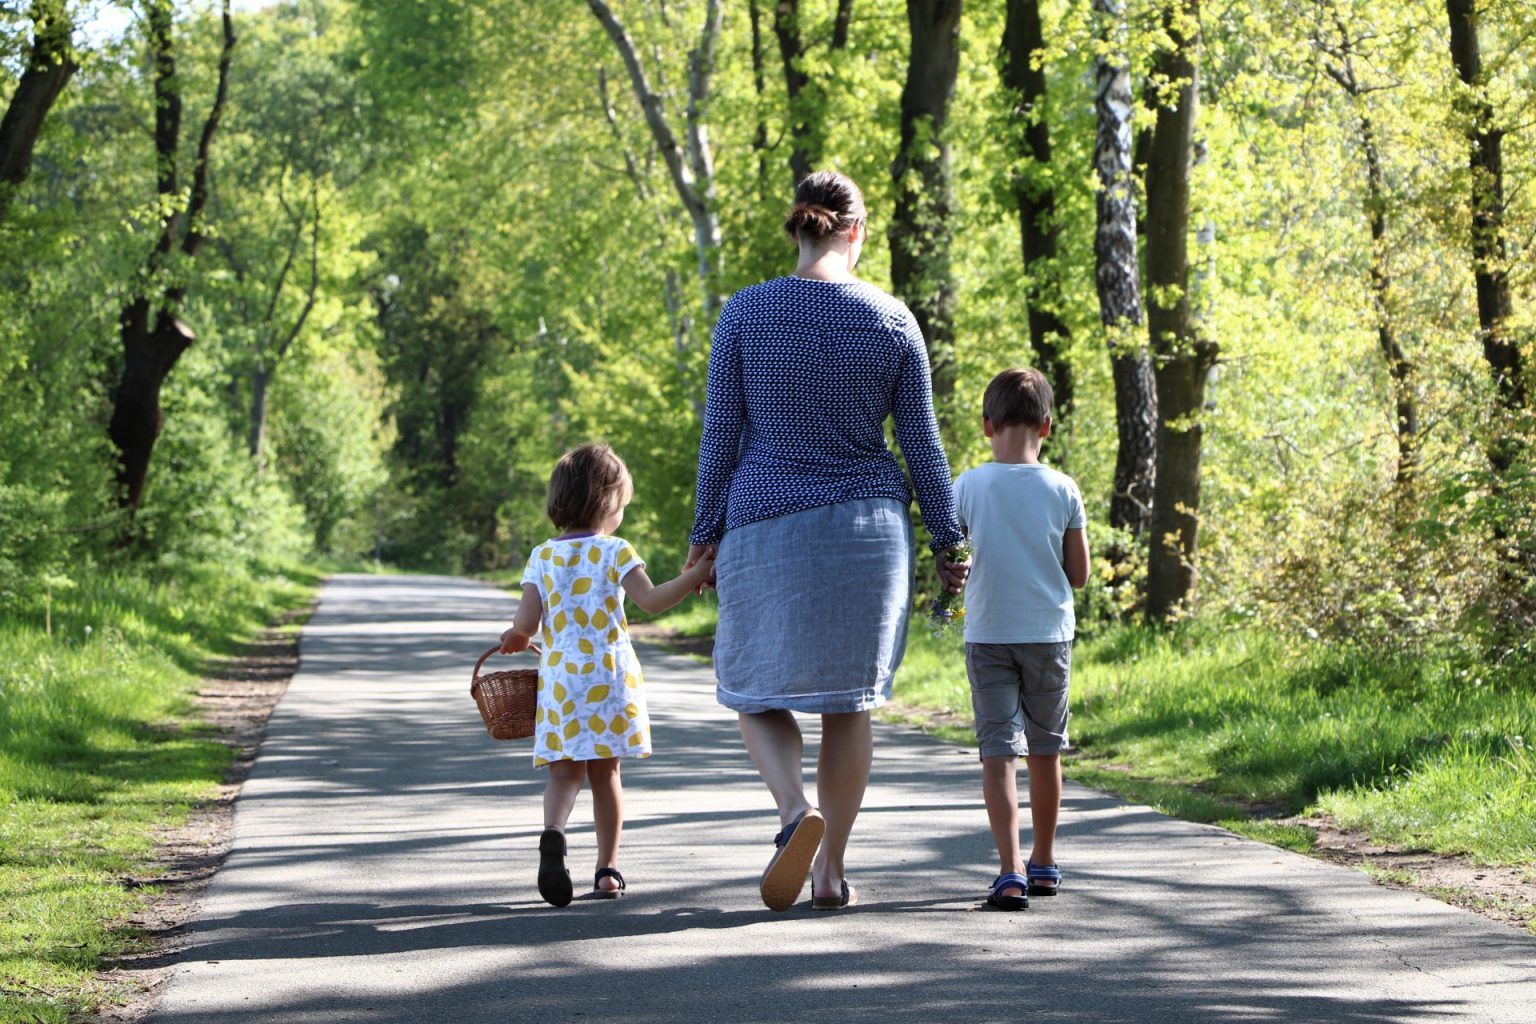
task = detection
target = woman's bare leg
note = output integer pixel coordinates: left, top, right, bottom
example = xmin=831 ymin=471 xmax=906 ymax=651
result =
xmin=810 ymin=710 xmax=871 ymax=898
xmin=738 ymin=710 xmax=815 ymax=826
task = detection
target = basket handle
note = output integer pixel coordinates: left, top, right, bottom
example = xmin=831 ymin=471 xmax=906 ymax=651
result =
xmin=472 ymin=643 xmax=542 ymax=683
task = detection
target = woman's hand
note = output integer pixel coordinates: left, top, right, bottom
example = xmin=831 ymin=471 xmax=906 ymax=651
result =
xmin=685 ymin=543 xmax=719 ymax=593
xmin=937 ymin=547 xmax=971 ymax=594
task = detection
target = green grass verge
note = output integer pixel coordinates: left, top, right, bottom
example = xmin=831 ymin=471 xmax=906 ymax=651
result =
xmin=526 ymin=592 xmax=1534 ymax=867
xmin=638 ymin=592 xmax=720 ymax=635
xmin=0 ymin=559 xmax=321 ymax=1023
xmin=893 ymin=622 xmax=1535 ymax=866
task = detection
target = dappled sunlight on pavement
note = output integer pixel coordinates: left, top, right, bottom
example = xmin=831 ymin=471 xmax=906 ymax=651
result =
xmin=149 ymin=575 xmax=1536 ymax=1024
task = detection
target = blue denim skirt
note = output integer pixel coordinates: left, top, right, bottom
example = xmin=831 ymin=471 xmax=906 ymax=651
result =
xmin=713 ymin=498 xmax=915 ymax=714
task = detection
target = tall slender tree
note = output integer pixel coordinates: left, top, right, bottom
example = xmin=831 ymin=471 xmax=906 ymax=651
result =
xmin=0 ymin=1 xmax=78 ymax=223
xmin=109 ymin=1 xmax=236 ymax=512
xmin=1001 ymin=0 xmax=1071 ymax=424
xmin=1314 ymin=5 xmax=1418 ymax=488
xmin=1092 ymin=0 xmax=1157 ymax=556
xmin=771 ymin=0 xmax=854 ymax=185
xmin=588 ymin=0 xmax=724 ymax=322
xmin=890 ymin=0 xmax=962 ymax=416
xmin=1143 ymin=0 xmax=1214 ymax=621
xmin=1444 ymin=0 xmax=1524 ymax=424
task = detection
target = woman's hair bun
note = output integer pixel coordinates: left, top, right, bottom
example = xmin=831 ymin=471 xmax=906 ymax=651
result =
xmin=785 ymin=203 xmax=840 ymax=241
xmin=784 ymin=170 xmax=867 ymax=242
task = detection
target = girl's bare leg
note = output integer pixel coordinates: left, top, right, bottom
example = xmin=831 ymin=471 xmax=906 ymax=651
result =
xmin=543 ymin=760 xmax=586 ymax=830
xmin=810 ymin=710 xmax=872 ymax=898
xmin=587 ymin=759 xmax=623 ymax=891
xmin=738 ymin=710 xmax=815 ymax=826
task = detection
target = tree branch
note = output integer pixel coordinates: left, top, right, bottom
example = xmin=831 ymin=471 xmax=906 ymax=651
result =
xmin=0 ymin=0 xmax=78 ymax=221
xmin=180 ymin=0 xmax=237 ymax=263
xmin=274 ymin=181 xmax=321 ymax=363
xmin=586 ymin=0 xmax=704 ymax=221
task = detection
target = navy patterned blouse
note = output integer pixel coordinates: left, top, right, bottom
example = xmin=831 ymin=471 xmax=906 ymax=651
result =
xmin=688 ymin=276 xmax=964 ymax=552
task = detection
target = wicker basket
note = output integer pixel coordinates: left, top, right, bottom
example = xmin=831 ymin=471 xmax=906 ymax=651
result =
xmin=470 ymin=644 xmax=540 ymax=740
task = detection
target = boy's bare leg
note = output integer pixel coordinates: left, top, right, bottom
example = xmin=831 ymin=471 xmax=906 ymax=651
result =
xmin=738 ymin=710 xmax=814 ymax=825
xmin=982 ymin=755 xmax=1024 ymax=896
xmin=587 ymin=759 xmax=623 ymax=891
xmin=543 ymin=760 xmax=586 ymax=830
xmin=1025 ymin=753 xmax=1062 ymax=875
xmin=810 ymin=710 xmax=872 ymax=897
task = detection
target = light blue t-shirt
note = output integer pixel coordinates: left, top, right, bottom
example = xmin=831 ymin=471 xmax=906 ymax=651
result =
xmin=954 ymin=461 xmax=1086 ymax=644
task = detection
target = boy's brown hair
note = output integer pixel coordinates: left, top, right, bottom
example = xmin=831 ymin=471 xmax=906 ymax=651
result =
xmin=983 ymin=367 xmax=1054 ymax=430
xmin=546 ymin=443 xmax=634 ymax=530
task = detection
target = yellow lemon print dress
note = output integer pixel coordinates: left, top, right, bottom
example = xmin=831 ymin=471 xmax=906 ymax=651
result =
xmin=520 ymin=535 xmax=651 ymax=767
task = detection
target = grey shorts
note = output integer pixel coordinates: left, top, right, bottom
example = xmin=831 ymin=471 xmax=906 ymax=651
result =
xmin=965 ymin=641 xmax=1072 ymax=759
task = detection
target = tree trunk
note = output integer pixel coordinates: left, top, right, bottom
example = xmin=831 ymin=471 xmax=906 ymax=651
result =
xmin=1093 ymin=0 xmax=1156 ymax=547
xmin=772 ymin=0 xmax=814 ymax=183
xmin=833 ymin=0 xmax=853 ymax=48
xmin=1001 ymin=0 xmax=1071 ymax=423
xmin=1361 ymin=114 xmax=1417 ymax=484
xmin=1445 ymin=0 xmax=1522 ymax=414
xmin=747 ymin=0 xmax=771 ymax=194
xmin=111 ymin=309 xmax=196 ymax=510
xmin=248 ymin=367 xmax=271 ymax=462
xmin=1143 ymin=0 xmax=1213 ymax=622
xmin=890 ymin=0 xmax=963 ymax=416
xmin=1315 ymin=9 xmax=1419 ymax=489
xmin=110 ymin=1 xmax=236 ymax=511
xmin=1446 ymin=0 xmax=1531 ymax=619
xmin=588 ymin=0 xmax=724 ymax=321
xmin=0 ymin=2 xmax=78 ymax=222
xmin=771 ymin=0 xmax=854 ymax=187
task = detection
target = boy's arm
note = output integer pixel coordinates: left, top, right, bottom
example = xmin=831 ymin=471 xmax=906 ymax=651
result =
xmin=622 ymin=554 xmax=716 ymax=615
xmin=500 ymin=584 xmax=543 ymax=652
xmin=1062 ymin=528 xmax=1089 ymax=589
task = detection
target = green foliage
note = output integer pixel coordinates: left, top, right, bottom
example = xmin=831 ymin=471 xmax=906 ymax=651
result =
xmin=894 ymin=621 xmax=1536 ymax=864
xmin=0 ymin=559 xmax=317 ymax=1022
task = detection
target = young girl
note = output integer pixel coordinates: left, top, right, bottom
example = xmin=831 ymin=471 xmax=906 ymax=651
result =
xmin=500 ymin=443 xmax=714 ymax=907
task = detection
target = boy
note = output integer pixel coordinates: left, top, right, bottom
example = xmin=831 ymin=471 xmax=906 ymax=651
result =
xmin=953 ymin=367 xmax=1089 ymax=911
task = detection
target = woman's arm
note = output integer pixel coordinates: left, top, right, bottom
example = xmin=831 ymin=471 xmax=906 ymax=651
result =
xmin=890 ymin=323 xmax=965 ymax=552
xmin=689 ymin=304 xmax=744 ymax=547
xmin=500 ymin=584 xmax=543 ymax=652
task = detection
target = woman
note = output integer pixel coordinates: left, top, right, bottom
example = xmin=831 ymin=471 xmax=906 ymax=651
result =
xmin=685 ymin=170 xmax=966 ymax=911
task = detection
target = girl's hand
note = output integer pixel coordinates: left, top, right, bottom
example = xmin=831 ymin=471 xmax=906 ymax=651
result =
xmin=500 ymin=627 xmax=531 ymax=654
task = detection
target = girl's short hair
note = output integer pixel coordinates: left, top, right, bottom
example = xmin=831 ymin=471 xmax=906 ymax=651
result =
xmin=784 ymin=170 xmax=867 ymax=242
xmin=546 ymin=443 xmax=633 ymax=530
xmin=983 ymin=367 xmax=1054 ymax=429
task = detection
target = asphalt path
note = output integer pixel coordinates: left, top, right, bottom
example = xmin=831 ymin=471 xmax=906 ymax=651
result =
xmin=148 ymin=574 xmax=1536 ymax=1023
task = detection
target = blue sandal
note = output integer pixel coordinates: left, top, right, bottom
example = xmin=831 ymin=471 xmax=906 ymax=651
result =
xmin=760 ymin=809 xmax=824 ymax=912
xmin=1027 ymin=861 xmax=1061 ymax=896
xmin=987 ymin=872 xmax=1029 ymax=911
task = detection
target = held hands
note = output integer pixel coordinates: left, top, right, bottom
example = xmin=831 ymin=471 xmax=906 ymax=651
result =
xmin=684 ymin=543 xmax=719 ymax=594
xmin=499 ymin=627 xmax=531 ymax=654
